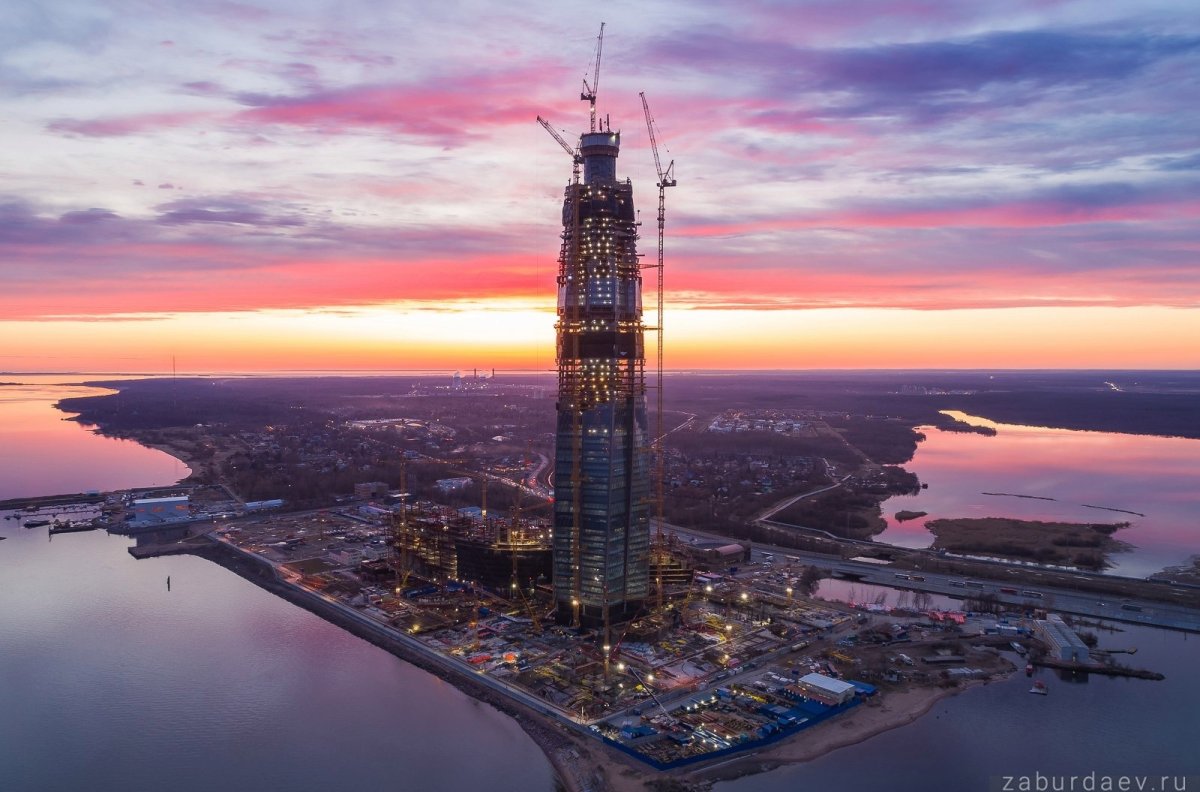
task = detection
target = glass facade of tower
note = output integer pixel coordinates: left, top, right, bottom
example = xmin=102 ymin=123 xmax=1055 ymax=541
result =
xmin=553 ymin=131 xmax=650 ymax=627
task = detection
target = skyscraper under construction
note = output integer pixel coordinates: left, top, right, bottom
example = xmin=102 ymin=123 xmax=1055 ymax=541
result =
xmin=552 ymin=127 xmax=650 ymax=628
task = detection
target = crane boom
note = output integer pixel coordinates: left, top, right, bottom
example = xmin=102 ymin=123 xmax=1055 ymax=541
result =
xmin=580 ymin=22 xmax=605 ymax=133
xmin=537 ymin=115 xmax=579 ymax=162
xmin=639 ymin=92 xmax=675 ymax=188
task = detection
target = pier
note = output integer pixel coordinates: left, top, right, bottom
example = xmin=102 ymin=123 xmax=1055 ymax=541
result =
xmin=0 ymin=492 xmax=106 ymax=511
xmin=1032 ymin=657 xmax=1165 ymax=680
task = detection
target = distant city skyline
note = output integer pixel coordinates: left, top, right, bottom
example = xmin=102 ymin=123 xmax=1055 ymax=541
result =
xmin=4 ymin=0 xmax=1199 ymax=370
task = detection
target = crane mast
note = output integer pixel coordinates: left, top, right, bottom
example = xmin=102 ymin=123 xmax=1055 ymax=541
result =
xmin=640 ymin=92 xmax=676 ymax=611
xmin=580 ymin=23 xmax=606 ymax=133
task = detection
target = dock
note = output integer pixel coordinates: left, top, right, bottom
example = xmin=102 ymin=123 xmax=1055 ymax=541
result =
xmin=0 ymin=492 xmax=106 ymax=511
xmin=48 ymin=523 xmax=100 ymax=535
xmin=1032 ymin=657 xmax=1164 ymax=680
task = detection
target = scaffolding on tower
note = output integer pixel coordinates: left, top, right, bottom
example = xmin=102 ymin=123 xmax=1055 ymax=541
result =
xmin=537 ymin=113 xmax=586 ymax=628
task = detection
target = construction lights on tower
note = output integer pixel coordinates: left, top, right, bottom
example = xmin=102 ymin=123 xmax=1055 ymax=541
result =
xmin=539 ymin=23 xmax=654 ymax=630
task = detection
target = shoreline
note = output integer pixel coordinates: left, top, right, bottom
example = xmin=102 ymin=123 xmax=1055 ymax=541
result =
xmin=691 ymin=682 xmax=988 ymax=786
xmin=154 ymin=538 xmax=615 ymax=792
xmin=146 ymin=535 xmax=1012 ymax=792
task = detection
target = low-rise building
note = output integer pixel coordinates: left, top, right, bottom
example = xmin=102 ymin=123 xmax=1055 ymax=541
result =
xmin=795 ymin=673 xmax=857 ymax=705
xmin=130 ymin=495 xmax=190 ymax=525
xmin=1034 ymin=614 xmax=1090 ymax=663
xmin=435 ymin=477 xmax=473 ymax=494
xmin=355 ymin=481 xmax=390 ymax=499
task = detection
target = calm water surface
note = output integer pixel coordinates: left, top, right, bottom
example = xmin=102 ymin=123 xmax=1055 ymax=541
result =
xmin=0 ymin=374 xmax=188 ymax=500
xmin=0 ymin=377 xmax=553 ymax=791
xmin=878 ymin=412 xmax=1200 ymax=578
xmin=719 ymin=619 xmax=1200 ymax=791
xmin=0 ymin=525 xmax=555 ymax=792
xmin=4 ymin=379 xmax=1198 ymax=791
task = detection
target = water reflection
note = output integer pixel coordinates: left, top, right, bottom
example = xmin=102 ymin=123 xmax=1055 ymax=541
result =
xmin=815 ymin=578 xmax=962 ymax=611
xmin=878 ymin=412 xmax=1200 ymax=577
xmin=0 ymin=524 xmax=555 ymax=791
xmin=0 ymin=375 xmax=188 ymax=500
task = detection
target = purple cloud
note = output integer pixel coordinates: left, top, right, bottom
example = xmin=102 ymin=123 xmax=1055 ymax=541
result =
xmin=154 ymin=197 xmax=307 ymax=228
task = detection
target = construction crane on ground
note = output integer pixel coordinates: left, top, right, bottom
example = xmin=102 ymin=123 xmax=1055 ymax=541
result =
xmin=580 ymin=23 xmax=605 ymax=133
xmin=508 ymin=442 xmax=543 ymax=634
xmin=392 ymin=464 xmax=413 ymax=595
xmin=624 ymin=666 xmax=674 ymax=724
xmin=640 ymin=91 xmax=677 ymax=611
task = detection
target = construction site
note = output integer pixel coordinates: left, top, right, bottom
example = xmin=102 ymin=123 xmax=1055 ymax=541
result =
xmin=193 ymin=487 xmax=1024 ymax=772
xmin=126 ymin=26 xmax=1021 ymax=777
xmin=201 ymin=27 xmax=1003 ymax=770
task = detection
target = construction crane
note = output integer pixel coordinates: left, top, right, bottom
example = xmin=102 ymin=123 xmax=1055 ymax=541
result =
xmin=392 ymin=464 xmax=413 ymax=595
xmin=508 ymin=442 xmax=543 ymax=634
xmin=538 ymin=113 xmax=586 ymax=628
xmin=640 ymin=91 xmax=677 ymax=611
xmin=580 ymin=23 xmax=605 ymax=133
xmin=536 ymin=115 xmax=582 ymax=183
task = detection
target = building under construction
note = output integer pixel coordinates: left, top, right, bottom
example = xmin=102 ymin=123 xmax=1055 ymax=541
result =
xmin=384 ymin=504 xmax=552 ymax=594
xmin=550 ymin=124 xmax=650 ymax=627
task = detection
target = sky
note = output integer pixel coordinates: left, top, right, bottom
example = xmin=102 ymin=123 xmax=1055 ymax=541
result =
xmin=2 ymin=0 xmax=1199 ymax=373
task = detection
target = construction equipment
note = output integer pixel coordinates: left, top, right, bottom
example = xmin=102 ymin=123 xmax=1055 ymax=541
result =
xmin=580 ymin=23 xmax=605 ymax=133
xmin=538 ymin=112 xmax=586 ymax=629
xmin=625 ymin=666 xmax=674 ymax=725
xmin=508 ymin=442 xmax=543 ymax=634
xmin=537 ymin=115 xmax=582 ymax=183
xmin=392 ymin=464 xmax=413 ymax=594
xmin=640 ymin=91 xmax=677 ymax=611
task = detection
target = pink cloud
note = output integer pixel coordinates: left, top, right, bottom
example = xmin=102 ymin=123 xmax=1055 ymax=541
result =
xmin=230 ymin=72 xmax=555 ymax=141
xmin=47 ymin=111 xmax=211 ymax=138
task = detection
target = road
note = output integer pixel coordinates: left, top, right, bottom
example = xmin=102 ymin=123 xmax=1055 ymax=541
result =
xmin=754 ymin=471 xmax=851 ymax=523
xmin=652 ymin=519 xmax=1200 ymax=633
xmin=528 ymin=452 xmax=552 ymax=499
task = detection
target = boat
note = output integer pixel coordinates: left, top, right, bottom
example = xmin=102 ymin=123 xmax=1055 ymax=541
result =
xmin=23 ymin=519 xmax=52 ymax=528
xmin=1010 ymin=642 xmax=1027 ymax=655
xmin=1029 ymin=680 xmax=1048 ymax=695
xmin=1025 ymin=663 xmax=1034 ymax=676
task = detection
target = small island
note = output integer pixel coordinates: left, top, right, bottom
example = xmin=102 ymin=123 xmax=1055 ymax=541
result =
xmin=894 ymin=510 xmax=927 ymax=522
xmin=926 ymin=517 xmax=1131 ymax=570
